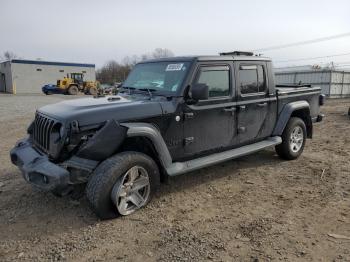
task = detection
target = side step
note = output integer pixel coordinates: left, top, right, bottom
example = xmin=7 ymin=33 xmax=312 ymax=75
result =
xmin=166 ymin=136 xmax=282 ymax=176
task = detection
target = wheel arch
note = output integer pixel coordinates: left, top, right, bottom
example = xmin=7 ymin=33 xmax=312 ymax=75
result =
xmin=120 ymin=123 xmax=173 ymax=182
xmin=290 ymin=109 xmax=312 ymax=138
xmin=273 ymin=101 xmax=312 ymax=138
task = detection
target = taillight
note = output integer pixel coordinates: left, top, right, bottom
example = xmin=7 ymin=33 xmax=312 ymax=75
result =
xmin=319 ymin=94 xmax=325 ymax=106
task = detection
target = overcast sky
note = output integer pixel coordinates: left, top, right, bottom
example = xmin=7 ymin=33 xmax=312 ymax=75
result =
xmin=1 ymin=0 xmax=350 ymax=68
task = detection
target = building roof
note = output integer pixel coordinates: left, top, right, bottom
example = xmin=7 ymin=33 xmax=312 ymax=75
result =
xmin=9 ymin=59 xmax=95 ymax=68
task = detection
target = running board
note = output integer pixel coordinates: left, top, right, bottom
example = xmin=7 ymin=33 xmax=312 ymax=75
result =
xmin=166 ymin=136 xmax=282 ymax=176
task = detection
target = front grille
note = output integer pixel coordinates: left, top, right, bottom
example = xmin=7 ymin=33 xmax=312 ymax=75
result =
xmin=33 ymin=113 xmax=56 ymax=153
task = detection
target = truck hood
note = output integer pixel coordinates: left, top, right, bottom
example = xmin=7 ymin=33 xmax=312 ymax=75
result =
xmin=38 ymin=95 xmax=164 ymax=126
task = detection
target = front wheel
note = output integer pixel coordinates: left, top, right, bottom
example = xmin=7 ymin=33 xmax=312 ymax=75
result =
xmin=88 ymin=87 xmax=98 ymax=96
xmin=68 ymin=85 xmax=78 ymax=95
xmin=86 ymin=152 xmax=160 ymax=219
xmin=275 ymin=117 xmax=306 ymax=160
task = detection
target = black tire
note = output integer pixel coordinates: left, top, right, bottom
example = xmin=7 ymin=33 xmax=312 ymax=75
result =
xmin=275 ymin=117 xmax=306 ymax=160
xmin=86 ymin=151 xmax=160 ymax=220
xmin=68 ymin=85 xmax=78 ymax=95
xmin=88 ymin=87 xmax=98 ymax=96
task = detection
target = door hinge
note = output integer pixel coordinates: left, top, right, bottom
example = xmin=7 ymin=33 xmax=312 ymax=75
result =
xmin=184 ymin=137 xmax=194 ymax=145
xmin=184 ymin=112 xmax=194 ymax=119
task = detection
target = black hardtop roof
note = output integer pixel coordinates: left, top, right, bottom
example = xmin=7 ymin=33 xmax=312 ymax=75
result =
xmin=139 ymin=55 xmax=271 ymax=64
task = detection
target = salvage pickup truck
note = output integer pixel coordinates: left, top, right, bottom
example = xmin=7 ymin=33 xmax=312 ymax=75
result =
xmin=10 ymin=51 xmax=325 ymax=219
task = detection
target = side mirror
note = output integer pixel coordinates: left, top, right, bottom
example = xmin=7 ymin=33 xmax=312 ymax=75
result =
xmin=191 ymin=83 xmax=209 ymax=101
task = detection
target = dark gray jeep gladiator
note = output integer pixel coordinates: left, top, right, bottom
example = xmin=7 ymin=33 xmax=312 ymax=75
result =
xmin=10 ymin=51 xmax=325 ymax=219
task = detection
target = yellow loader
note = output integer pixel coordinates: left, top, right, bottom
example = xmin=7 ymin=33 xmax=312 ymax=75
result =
xmin=56 ymin=73 xmax=100 ymax=95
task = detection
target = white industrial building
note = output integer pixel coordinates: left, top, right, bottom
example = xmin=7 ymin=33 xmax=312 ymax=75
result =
xmin=0 ymin=59 xmax=95 ymax=94
xmin=275 ymin=67 xmax=350 ymax=98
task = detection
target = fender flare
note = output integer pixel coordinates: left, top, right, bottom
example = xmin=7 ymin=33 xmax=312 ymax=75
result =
xmin=120 ymin=122 xmax=173 ymax=168
xmin=77 ymin=120 xmax=127 ymax=161
xmin=272 ymin=101 xmax=310 ymax=136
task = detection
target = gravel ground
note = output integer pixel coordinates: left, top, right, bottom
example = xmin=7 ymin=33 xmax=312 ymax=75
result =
xmin=0 ymin=94 xmax=349 ymax=261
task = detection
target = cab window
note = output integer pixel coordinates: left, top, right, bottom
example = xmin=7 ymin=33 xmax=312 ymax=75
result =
xmin=239 ymin=65 xmax=266 ymax=95
xmin=195 ymin=66 xmax=230 ymax=98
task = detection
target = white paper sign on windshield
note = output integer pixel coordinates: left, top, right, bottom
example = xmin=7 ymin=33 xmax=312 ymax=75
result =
xmin=166 ymin=63 xmax=184 ymax=71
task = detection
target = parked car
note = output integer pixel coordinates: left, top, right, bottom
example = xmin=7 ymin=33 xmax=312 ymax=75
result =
xmin=42 ymin=84 xmax=66 ymax=95
xmin=10 ymin=52 xmax=324 ymax=219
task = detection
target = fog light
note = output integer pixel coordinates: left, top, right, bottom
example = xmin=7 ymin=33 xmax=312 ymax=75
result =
xmin=10 ymin=153 xmax=18 ymax=164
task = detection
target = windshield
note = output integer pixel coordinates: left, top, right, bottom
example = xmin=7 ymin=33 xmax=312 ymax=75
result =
xmin=122 ymin=61 xmax=190 ymax=93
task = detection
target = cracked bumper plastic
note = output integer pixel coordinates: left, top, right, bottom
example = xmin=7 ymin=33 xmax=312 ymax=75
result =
xmin=10 ymin=138 xmax=70 ymax=191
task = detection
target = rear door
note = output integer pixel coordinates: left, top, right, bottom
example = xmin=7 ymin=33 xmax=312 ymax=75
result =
xmin=183 ymin=62 xmax=237 ymax=157
xmin=235 ymin=61 xmax=276 ymax=144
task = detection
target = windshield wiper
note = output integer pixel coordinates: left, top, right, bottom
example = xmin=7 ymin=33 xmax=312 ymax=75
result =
xmin=139 ymin=88 xmax=157 ymax=99
xmin=120 ymin=86 xmax=136 ymax=94
xmin=121 ymin=87 xmax=170 ymax=99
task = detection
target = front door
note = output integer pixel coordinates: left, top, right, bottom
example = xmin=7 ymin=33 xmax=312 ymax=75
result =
xmin=183 ymin=63 xmax=237 ymax=158
xmin=235 ymin=62 xmax=276 ymax=145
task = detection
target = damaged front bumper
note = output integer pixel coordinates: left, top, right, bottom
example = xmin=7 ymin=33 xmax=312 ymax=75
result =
xmin=10 ymin=138 xmax=70 ymax=191
xmin=10 ymin=120 xmax=128 ymax=191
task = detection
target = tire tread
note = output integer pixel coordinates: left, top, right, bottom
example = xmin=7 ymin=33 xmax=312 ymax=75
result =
xmin=86 ymin=152 xmax=159 ymax=219
xmin=275 ymin=117 xmax=306 ymax=160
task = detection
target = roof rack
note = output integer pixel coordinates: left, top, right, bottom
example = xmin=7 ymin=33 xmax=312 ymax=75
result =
xmin=219 ymin=51 xmax=254 ymax=56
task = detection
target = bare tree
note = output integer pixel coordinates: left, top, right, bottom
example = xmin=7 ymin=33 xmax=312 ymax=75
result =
xmin=151 ymin=48 xmax=174 ymax=59
xmin=1 ymin=51 xmax=18 ymax=61
xmin=96 ymin=48 xmax=175 ymax=84
xmin=96 ymin=60 xmax=132 ymax=84
xmin=122 ymin=48 xmax=174 ymax=65
xmin=122 ymin=55 xmax=140 ymax=67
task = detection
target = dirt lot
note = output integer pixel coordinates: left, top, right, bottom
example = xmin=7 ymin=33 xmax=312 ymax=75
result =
xmin=0 ymin=94 xmax=349 ymax=261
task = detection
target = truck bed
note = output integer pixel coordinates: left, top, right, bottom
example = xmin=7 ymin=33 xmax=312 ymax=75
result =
xmin=276 ymin=85 xmax=321 ymax=96
xmin=275 ymin=85 xmax=322 ymax=118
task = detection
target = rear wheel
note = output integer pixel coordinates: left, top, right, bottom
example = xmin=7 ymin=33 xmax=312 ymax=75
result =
xmin=275 ymin=117 xmax=306 ymax=160
xmin=68 ymin=85 xmax=78 ymax=95
xmin=86 ymin=152 xmax=160 ymax=219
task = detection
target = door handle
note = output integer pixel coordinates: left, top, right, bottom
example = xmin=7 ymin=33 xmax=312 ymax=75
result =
xmin=223 ymin=107 xmax=236 ymax=116
xmin=223 ymin=107 xmax=236 ymax=112
xmin=239 ymin=105 xmax=246 ymax=111
xmin=257 ymin=102 xmax=267 ymax=107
